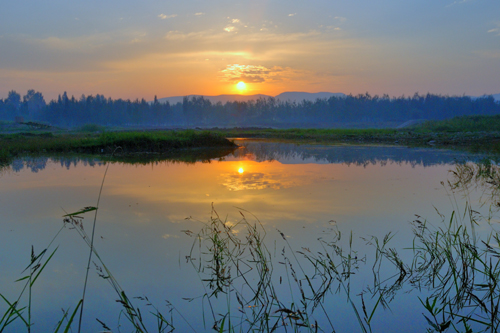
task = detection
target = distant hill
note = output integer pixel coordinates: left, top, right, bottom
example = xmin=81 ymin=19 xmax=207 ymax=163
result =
xmin=156 ymin=92 xmax=346 ymax=104
xmin=156 ymin=92 xmax=497 ymax=105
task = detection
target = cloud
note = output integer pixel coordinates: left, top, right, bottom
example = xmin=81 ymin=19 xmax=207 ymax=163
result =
xmin=446 ymin=0 xmax=476 ymax=7
xmin=162 ymin=26 xmax=322 ymax=46
xmin=194 ymin=12 xmax=205 ymax=16
xmin=488 ymin=23 xmax=500 ymax=36
xmin=288 ymin=13 xmax=296 ymax=17
xmin=220 ymin=64 xmax=308 ymax=84
xmin=334 ymin=16 xmax=347 ymax=23
xmin=220 ymin=64 xmax=272 ymax=82
xmin=158 ymin=14 xmax=177 ymax=20
xmin=223 ymin=18 xmax=244 ymax=33
xmin=0 ymin=24 xmax=350 ymax=96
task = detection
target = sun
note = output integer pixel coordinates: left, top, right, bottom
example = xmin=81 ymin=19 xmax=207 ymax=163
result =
xmin=236 ymin=81 xmax=247 ymax=92
xmin=238 ymin=167 xmax=244 ymax=174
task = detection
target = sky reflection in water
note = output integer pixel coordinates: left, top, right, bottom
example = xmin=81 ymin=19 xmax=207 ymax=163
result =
xmin=0 ymin=141 xmax=489 ymax=332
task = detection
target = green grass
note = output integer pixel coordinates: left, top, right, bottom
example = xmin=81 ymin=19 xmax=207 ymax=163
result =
xmin=0 ymin=130 xmax=236 ymax=164
xmin=215 ymin=127 xmax=400 ymax=141
xmin=415 ymin=114 xmax=500 ymax=133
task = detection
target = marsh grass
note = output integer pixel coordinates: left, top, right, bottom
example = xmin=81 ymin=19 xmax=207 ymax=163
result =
xmin=370 ymin=161 xmax=500 ymax=332
xmin=415 ymin=115 xmax=500 ymax=133
xmin=0 ymin=130 xmax=236 ymax=165
xmin=62 ymin=214 xmax=175 ymax=333
xmin=182 ymin=206 xmax=400 ymax=332
xmin=0 ymin=225 xmax=80 ymax=333
xmin=404 ymin=206 xmax=500 ymax=332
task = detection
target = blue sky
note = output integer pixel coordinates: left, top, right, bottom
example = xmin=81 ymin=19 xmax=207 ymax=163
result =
xmin=1 ymin=0 xmax=499 ymax=100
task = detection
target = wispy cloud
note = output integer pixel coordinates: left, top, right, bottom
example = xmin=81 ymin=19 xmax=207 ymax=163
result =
xmin=220 ymin=64 xmax=309 ymax=84
xmin=288 ymin=13 xmax=296 ymax=17
xmin=221 ymin=64 xmax=271 ymax=83
xmin=325 ymin=16 xmax=347 ymax=32
xmin=158 ymin=13 xmax=177 ymax=20
xmin=161 ymin=28 xmax=329 ymax=63
xmin=488 ymin=23 xmax=500 ymax=36
xmin=194 ymin=12 xmax=205 ymax=16
xmin=446 ymin=0 xmax=476 ymax=7
xmin=223 ymin=18 xmax=244 ymax=33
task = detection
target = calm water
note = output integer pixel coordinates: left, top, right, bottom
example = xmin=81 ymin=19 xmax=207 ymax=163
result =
xmin=0 ymin=140 xmax=493 ymax=332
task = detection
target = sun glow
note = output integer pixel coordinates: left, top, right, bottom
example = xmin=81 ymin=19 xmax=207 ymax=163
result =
xmin=236 ymin=81 xmax=247 ymax=92
xmin=238 ymin=167 xmax=244 ymax=174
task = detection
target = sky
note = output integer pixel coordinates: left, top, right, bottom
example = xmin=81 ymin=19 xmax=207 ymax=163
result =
xmin=1 ymin=0 xmax=499 ymax=101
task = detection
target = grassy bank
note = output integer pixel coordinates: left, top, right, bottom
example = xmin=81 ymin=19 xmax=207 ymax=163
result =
xmin=215 ymin=114 xmax=500 ymax=152
xmin=415 ymin=114 xmax=500 ymax=132
xmin=0 ymin=130 xmax=236 ymax=165
xmin=216 ymin=127 xmax=500 ymax=151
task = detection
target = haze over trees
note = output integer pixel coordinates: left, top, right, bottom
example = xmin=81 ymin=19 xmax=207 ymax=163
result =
xmin=1 ymin=90 xmax=499 ymax=128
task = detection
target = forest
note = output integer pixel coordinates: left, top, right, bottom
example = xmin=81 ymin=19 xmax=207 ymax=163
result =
xmin=1 ymin=89 xmax=499 ymax=128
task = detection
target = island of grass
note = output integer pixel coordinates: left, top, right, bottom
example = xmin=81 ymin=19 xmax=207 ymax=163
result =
xmin=0 ymin=130 xmax=237 ymax=165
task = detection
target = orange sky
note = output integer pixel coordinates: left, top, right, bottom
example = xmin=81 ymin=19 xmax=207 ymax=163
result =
xmin=1 ymin=1 xmax=500 ymax=101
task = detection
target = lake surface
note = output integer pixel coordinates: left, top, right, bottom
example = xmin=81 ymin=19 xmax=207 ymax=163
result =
xmin=0 ymin=140 xmax=495 ymax=332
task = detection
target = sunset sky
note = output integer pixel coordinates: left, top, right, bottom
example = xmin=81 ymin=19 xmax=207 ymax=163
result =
xmin=1 ymin=0 xmax=499 ymax=101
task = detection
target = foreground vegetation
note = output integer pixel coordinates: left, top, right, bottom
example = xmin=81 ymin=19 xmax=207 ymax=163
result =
xmin=2 ymin=159 xmax=500 ymax=332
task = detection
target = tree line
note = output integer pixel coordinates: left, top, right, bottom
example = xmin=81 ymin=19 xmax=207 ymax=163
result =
xmin=1 ymin=90 xmax=499 ymax=128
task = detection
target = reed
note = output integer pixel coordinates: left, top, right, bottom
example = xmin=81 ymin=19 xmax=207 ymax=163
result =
xmin=366 ymin=160 xmax=500 ymax=332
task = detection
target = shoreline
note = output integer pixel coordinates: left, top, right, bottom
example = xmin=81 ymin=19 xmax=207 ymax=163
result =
xmin=2 ymin=127 xmax=500 ymax=166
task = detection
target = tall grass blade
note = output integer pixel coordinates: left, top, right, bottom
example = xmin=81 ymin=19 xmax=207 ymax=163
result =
xmin=52 ymin=299 xmax=83 ymax=333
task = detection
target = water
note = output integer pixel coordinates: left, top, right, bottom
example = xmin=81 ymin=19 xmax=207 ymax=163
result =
xmin=0 ymin=140 xmax=494 ymax=332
